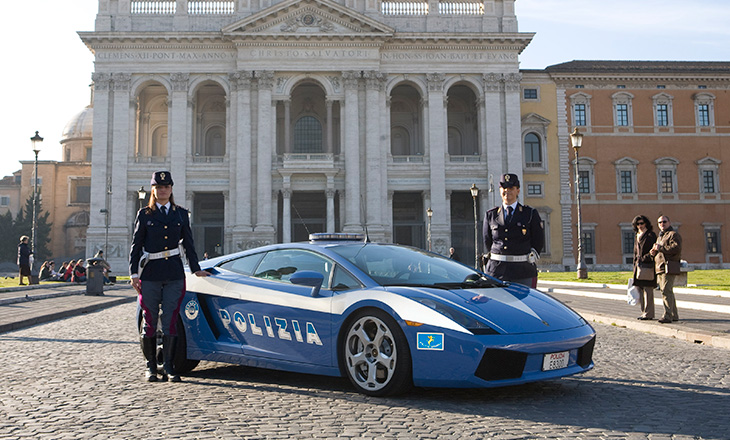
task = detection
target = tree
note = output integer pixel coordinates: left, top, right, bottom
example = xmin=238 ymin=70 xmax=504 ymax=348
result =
xmin=7 ymin=196 xmax=52 ymax=265
xmin=0 ymin=211 xmax=14 ymax=261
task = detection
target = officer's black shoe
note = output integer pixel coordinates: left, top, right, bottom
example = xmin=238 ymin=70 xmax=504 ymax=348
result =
xmin=142 ymin=337 xmax=158 ymax=382
xmin=162 ymin=335 xmax=181 ymax=382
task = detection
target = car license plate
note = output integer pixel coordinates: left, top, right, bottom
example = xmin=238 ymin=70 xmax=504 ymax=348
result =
xmin=543 ymin=351 xmax=569 ymax=371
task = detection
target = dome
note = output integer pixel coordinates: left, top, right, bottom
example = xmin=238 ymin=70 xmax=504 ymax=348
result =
xmin=61 ymin=105 xmax=93 ymax=142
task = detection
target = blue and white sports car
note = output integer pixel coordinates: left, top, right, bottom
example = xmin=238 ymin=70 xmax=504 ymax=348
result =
xmin=172 ymin=233 xmax=595 ymax=396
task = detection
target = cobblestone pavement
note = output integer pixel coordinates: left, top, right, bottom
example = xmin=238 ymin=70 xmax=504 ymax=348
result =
xmin=1 ymin=302 xmax=729 ymax=440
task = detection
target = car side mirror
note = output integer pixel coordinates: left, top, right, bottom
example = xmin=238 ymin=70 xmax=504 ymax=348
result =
xmin=290 ymin=270 xmax=325 ymax=297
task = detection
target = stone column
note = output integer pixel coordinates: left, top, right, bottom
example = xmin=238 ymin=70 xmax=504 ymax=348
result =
xmin=426 ymin=73 xmax=448 ymax=251
xmin=503 ymin=72 xmax=524 ymax=178
xmin=483 ymin=73 xmax=505 ymax=177
xmin=342 ymin=71 xmax=361 ymax=232
xmin=283 ymin=98 xmax=291 ymax=153
xmin=282 ymin=188 xmax=291 ymax=243
xmin=364 ymin=70 xmax=385 ymax=240
xmin=87 ymin=73 xmax=112 ymax=263
xmin=255 ymin=70 xmax=275 ymax=234
xmin=110 ymin=73 xmax=132 ymax=229
xmin=326 ymin=189 xmax=335 ymax=233
xmin=231 ymin=71 xmax=253 ymax=232
xmin=169 ymin=72 xmax=189 ymax=200
xmin=326 ymin=99 xmax=333 ymax=154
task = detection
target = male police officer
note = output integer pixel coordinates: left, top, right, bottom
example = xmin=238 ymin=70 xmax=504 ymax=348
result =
xmin=482 ymin=173 xmax=544 ymax=288
xmin=130 ymin=171 xmax=209 ymax=382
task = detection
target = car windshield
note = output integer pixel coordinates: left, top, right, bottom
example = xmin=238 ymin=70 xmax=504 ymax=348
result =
xmin=329 ymin=244 xmax=497 ymax=288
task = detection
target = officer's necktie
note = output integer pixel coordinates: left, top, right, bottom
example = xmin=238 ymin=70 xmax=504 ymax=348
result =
xmin=161 ymin=206 xmax=167 ymax=216
xmin=505 ymin=206 xmax=513 ymax=223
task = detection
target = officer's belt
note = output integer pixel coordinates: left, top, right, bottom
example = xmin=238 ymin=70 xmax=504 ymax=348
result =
xmin=490 ymin=253 xmax=530 ymax=262
xmin=147 ymin=249 xmax=181 ymax=260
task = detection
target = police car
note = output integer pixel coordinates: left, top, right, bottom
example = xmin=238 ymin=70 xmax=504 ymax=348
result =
xmin=173 ymin=233 xmax=595 ymax=396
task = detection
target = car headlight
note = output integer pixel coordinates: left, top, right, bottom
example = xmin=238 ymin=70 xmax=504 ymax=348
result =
xmin=412 ymin=298 xmax=499 ymax=335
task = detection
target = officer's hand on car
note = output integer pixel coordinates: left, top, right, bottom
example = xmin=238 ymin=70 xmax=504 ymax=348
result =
xmin=193 ymin=270 xmax=211 ymax=277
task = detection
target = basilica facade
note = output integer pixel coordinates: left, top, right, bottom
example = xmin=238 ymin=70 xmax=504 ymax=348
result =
xmin=80 ymin=0 xmax=535 ymax=271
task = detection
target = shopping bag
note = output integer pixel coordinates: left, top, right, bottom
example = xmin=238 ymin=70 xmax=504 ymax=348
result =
xmin=627 ymin=278 xmax=639 ymax=306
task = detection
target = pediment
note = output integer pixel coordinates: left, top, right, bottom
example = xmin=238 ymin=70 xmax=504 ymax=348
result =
xmin=222 ymin=0 xmax=394 ymax=37
xmin=521 ymin=112 xmax=551 ymax=126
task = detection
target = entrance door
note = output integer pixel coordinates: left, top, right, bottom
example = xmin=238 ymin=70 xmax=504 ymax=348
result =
xmin=392 ymin=192 xmax=425 ymax=249
xmin=291 ymin=192 xmax=326 ymax=242
xmin=193 ymin=193 xmax=225 ymax=257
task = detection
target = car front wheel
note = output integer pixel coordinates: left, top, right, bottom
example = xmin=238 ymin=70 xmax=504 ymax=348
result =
xmin=342 ymin=309 xmax=412 ymax=396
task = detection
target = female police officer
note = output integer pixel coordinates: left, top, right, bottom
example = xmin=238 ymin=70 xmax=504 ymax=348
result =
xmin=130 ymin=171 xmax=210 ymax=382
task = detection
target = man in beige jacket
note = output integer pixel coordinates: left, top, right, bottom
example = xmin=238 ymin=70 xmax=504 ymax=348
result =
xmin=650 ymin=215 xmax=682 ymax=323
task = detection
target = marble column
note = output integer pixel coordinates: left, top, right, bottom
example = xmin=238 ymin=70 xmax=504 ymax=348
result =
xmin=169 ymin=72 xmax=189 ymax=200
xmin=483 ymin=72 xmax=505 ymax=177
xmin=426 ymin=73 xmax=448 ymax=252
xmin=232 ymin=71 xmax=253 ymax=231
xmin=326 ymin=189 xmax=335 ymax=233
xmin=255 ymin=70 xmax=275 ymax=234
xmin=503 ymin=72 xmax=524 ymax=178
xmin=342 ymin=71 xmax=361 ymax=232
xmin=282 ymin=189 xmax=291 ymax=243
xmin=364 ymin=70 xmax=385 ymax=239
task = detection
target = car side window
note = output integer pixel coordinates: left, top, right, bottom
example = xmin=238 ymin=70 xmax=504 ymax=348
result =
xmin=253 ymin=249 xmax=333 ymax=288
xmin=218 ymin=253 xmax=264 ymax=275
xmin=331 ymin=266 xmax=363 ymax=292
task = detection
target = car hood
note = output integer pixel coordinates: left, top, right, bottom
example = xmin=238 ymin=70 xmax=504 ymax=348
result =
xmin=384 ymin=284 xmax=586 ymax=334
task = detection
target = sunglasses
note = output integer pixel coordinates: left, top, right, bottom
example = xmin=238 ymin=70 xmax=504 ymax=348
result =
xmin=658 ymin=220 xmax=668 ymax=224
xmin=636 ymin=222 xmax=645 ymax=225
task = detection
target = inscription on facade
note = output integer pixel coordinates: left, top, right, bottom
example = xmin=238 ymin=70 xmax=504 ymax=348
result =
xmin=249 ymin=49 xmax=372 ymax=59
xmin=382 ymin=52 xmax=517 ymax=61
xmin=97 ymin=52 xmax=235 ymax=60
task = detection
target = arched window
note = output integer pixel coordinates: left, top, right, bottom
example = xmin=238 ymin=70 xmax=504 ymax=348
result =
xmin=293 ymin=116 xmax=323 ymax=153
xmin=204 ymin=126 xmax=225 ymax=156
xmin=524 ymin=133 xmax=542 ymax=167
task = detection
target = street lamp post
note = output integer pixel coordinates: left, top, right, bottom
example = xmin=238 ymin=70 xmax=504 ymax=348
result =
xmin=30 ymin=131 xmax=43 ymax=269
xmin=426 ymin=207 xmax=433 ymax=251
xmin=570 ymin=128 xmax=588 ymax=279
xmin=137 ymin=186 xmax=147 ymax=210
xmin=470 ymin=184 xmax=479 ymax=270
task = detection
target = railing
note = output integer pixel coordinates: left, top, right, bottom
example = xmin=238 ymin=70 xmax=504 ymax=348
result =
xmin=381 ymin=1 xmax=429 ymax=16
xmin=131 ymin=0 xmax=234 ymax=15
xmin=134 ymin=155 xmax=169 ymax=163
xmin=131 ymin=0 xmax=176 ymax=14
xmin=188 ymin=1 xmax=235 ymax=14
xmin=192 ymin=155 xmax=226 ymax=163
xmin=525 ymin=161 xmax=543 ymax=168
xmin=439 ymin=0 xmax=484 ymax=15
xmin=392 ymin=155 xmax=425 ymax=163
xmin=382 ymin=1 xmax=485 ymax=16
xmin=449 ymin=155 xmax=481 ymax=163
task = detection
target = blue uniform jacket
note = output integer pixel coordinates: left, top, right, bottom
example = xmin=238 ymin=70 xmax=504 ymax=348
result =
xmin=129 ymin=204 xmax=202 ymax=281
xmin=482 ymin=203 xmax=544 ymax=281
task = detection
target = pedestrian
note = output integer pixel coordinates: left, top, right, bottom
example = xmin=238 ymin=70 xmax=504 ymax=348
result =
xmin=650 ymin=215 xmax=682 ymax=323
xmin=72 ymin=259 xmax=87 ymax=283
xmin=448 ymin=247 xmax=460 ymax=262
xmin=17 ymin=236 xmax=32 ymax=285
xmin=129 ymin=170 xmax=210 ymax=382
xmin=631 ymin=215 xmax=657 ymax=320
xmin=482 ymin=173 xmax=544 ymax=288
xmin=94 ymin=250 xmax=112 ymax=284
xmin=39 ymin=261 xmax=53 ymax=281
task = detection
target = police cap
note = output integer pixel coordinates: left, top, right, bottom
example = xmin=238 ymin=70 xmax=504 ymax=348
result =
xmin=499 ymin=173 xmax=520 ymax=188
xmin=151 ymin=170 xmax=174 ymax=186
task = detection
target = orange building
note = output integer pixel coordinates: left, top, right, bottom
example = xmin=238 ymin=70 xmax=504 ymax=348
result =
xmin=547 ymin=61 xmax=730 ymax=269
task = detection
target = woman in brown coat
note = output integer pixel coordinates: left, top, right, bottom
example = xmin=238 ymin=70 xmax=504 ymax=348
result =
xmin=632 ymin=215 xmax=657 ymax=320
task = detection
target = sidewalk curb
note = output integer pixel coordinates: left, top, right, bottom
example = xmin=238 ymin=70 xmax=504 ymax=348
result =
xmin=0 ymin=294 xmax=136 ymax=334
xmin=575 ymin=309 xmax=730 ymax=350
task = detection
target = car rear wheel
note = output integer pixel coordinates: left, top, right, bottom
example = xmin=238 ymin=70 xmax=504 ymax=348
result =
xmin=342 ymin=309 xmax=412 ymax=396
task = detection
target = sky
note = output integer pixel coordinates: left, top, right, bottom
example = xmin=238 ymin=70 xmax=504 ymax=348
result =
xmin=2 ymin=0 xmax=729 ymax=178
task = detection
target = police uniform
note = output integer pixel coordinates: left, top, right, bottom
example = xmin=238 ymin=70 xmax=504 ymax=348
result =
xmin=482 ymin=174 xmax=544 ymax=287
xmin=130 ymin=171 xmax=203 ymax=382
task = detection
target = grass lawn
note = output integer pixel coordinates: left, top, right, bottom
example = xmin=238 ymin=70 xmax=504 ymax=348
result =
xmin=539 ymin=269 xmax=730 ymax=291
